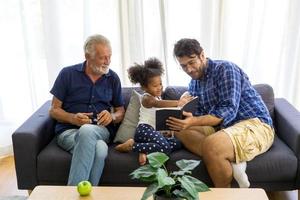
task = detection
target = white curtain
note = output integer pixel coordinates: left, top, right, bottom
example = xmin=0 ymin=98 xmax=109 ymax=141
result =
xmin=1 ymin=0 xmax=299 ymax=157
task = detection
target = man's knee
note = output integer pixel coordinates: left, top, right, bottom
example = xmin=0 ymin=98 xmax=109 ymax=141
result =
xmin=95 ymin=140 xmax=108 ymax=158
xmin=78 ymin=124 xmax=109 ymax=141
xmin=78 ymin=124 xmax=96 ymax=135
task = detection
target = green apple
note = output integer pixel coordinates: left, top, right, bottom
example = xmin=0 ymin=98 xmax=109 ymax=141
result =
xmin=77 ymin=180 xmax=92 ymax=196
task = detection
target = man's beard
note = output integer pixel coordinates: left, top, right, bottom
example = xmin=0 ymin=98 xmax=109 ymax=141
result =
xmin=91 ymin=64 xmax=109 ymax=75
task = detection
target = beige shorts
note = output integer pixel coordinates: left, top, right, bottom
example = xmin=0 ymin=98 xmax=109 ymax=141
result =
xmin=223 ymin=118 xmax=274 ymax=163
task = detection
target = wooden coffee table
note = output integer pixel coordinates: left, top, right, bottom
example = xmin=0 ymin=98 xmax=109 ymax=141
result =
xmin=28 ymin=185 xmax=269 ymax=200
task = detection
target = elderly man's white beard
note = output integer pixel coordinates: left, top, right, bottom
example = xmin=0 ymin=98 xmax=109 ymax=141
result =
xmin=91 ymin=65 xmax=109 ymax=75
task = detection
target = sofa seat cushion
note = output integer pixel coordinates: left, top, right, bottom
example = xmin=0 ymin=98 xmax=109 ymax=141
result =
xmin=246 ymin=135 xmax=297 ymax=182
xmin=100 ymin=145 xmax=142 ymax=186
xmin=100 ymin=145 xmax=202 ymax=186
xmin=36 ymin=136 xmax=297 ymax=187
xmin=37 ymin=138 xmax=71 ymax=185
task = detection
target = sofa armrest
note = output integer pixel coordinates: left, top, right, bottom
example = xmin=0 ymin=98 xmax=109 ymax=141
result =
xmin=12 ymin=100 xmax=55 ymax=190
xmin=274 ymin=98 xmax=300 ymax=156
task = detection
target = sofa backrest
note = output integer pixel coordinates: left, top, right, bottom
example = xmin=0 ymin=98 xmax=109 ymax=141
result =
xmin=121 ymin=84 xmax=275 ymax=120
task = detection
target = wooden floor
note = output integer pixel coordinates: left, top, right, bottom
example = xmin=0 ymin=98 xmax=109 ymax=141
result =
xmin=0 ymin=156 xmax=298 ymax=199
xmin=0 ymin=156 xmax=27 ymax=197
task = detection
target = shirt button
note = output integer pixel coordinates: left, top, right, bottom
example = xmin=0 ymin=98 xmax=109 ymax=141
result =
xmin=92 ymin=96 xmax=94 ymax=98
xmin=89 ymin=105 xmax=92 ymax=108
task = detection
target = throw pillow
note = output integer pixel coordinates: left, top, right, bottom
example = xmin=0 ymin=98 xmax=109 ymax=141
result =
xmin=113 ymin=90 xmax=141 ymax=143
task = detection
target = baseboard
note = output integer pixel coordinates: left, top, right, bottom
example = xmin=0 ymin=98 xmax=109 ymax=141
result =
xmin=0 ymin=144 xmax=13 ymax=158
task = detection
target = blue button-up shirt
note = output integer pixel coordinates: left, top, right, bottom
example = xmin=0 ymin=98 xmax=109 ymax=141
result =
xmin=50 ymin=61 xmax=124 ymax=137
xmin=188 ymin=58 xmax=273 ymax=128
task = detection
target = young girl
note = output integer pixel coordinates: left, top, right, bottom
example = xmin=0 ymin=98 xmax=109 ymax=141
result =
xmin=115 ymin=57 xmax=191 ymax=165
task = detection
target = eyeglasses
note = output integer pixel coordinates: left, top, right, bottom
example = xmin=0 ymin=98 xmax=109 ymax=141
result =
xmin=180 ymin=56 xmax=199 ymax=71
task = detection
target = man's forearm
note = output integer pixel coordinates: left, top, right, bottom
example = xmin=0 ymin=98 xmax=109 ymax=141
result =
xmin=112 ymin=107 xmax=125 ymax=123
xmin=49 ymin=107 xmax=74 ymax=124
xmin=191 ymin=115 xmax=222 ymax=127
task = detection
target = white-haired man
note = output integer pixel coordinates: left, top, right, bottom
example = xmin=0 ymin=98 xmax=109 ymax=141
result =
xmin=49 ymin=34 xmax=125 ymax=185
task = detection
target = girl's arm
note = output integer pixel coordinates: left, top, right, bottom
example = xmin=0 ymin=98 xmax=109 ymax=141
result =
xmin=142 ymin=95 xmax=191 ymax=108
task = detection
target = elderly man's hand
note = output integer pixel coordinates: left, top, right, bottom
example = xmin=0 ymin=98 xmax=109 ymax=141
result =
xmin=72 ymin=113 xmax=93 ymax=126
xmin=97 ymin=110 xmax=113 ymax=126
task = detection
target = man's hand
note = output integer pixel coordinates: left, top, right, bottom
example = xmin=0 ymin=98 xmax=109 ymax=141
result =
xmin=166 ymin=111 xmax=194 ymax=131
xmin=71 ymin=112 xmax=93 ymax=126
xmin=160 ymin=130 xmax=174 ymax=138
xmin=97 ymin=110 xmax=113 ymax=126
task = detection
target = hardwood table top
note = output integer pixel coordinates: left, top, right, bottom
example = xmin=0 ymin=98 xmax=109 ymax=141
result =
xmin=28 ymin=185 xmax=269 ymax=200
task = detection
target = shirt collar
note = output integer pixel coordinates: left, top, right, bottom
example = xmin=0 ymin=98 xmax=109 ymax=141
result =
xmin=200 ymin=58 xmax=212 ymax=80
xmin=75 ymin=61 xmax=111 ymax=77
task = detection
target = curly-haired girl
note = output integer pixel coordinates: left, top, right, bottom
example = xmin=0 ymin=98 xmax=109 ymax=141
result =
xmin=115 ymin=57 xmax=191 ymax=165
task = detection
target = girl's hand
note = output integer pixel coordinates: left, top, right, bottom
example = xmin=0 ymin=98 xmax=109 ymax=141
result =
xmin=166 ymin=111 xmax=194 ymax=131
xmin=178 ymin=95 xmax=193 ymax=107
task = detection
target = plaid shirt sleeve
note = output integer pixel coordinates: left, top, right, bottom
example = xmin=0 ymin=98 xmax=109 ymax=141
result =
xmin=208 ymin=63 xmax=242 ymax=127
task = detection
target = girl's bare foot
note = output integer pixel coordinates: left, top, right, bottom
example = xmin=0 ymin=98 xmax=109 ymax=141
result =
xmin=139 ymin=153 xmax=147 ymax=165
xmin=115 ymin=139 xmax=134 ymax=152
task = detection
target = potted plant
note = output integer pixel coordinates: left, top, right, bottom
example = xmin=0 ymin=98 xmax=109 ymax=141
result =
xmin=130 ymin=152 xmax=210 ymax=200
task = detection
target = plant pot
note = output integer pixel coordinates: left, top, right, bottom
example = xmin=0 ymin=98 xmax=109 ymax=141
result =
xmin=153 ymin=191 xmax=183 ymax=200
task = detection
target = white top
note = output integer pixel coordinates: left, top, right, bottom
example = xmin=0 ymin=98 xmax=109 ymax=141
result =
xmin=138 ymin=93 xmax=160 ymax=129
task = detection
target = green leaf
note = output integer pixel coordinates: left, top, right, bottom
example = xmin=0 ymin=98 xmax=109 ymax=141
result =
xmin=130 ymin=164 xmax=157 ymax=180
xmin=157 ymin=168 xmax=175 ymax=188
xmin=141 ymin=183 xmax=160 ymax=200
xmin=178 ymin=176 xmax=198 ymax=199
xmin=139 ymin=175 xmax=157 ymax=182
xmin=184 ymin=175 xmax=210 ymax=192
xmin=176 ymin=159 xmax=200 ymax=171
xmin=147 ymin=152 xmax=169 ymax=168
xmin=171 ymin=170 xmax=191 ymax=176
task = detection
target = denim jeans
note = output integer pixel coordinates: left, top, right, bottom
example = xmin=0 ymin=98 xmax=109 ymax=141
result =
xmin=57 ymin=124 xmax=110 ymax=186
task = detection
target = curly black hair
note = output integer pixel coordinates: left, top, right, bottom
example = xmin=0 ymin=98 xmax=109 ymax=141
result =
xmin=128 ymin=57 xmax=164 ymax=87
xmin=173 ymin=38 xmax=203 ymax=58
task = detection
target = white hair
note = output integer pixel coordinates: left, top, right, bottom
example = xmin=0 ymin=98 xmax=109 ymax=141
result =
xmin=83 ymin=34 xmax=111 ymax=57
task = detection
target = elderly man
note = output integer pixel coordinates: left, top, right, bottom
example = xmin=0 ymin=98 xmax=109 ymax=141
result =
xmin=49 ymin=34 xmax=125 ymax=185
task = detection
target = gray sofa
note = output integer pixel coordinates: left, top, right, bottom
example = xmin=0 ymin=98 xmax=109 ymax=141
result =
xmin=12 ymin=84 xmax=300 ymax=193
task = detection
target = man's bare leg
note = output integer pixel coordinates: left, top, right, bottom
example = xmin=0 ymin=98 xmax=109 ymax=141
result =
xmin=202 ymin=131 xmax=235 ymax=187
xmin=174 ymin=126 xmax=208 ymax=156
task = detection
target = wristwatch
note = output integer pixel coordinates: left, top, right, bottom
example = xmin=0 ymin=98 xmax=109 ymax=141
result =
xmin=111 ymin=113 xmax=116 ymax=123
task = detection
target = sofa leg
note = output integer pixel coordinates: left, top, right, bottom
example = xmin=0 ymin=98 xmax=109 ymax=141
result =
xmin=28 ymin=190 xmax=32 ymax=195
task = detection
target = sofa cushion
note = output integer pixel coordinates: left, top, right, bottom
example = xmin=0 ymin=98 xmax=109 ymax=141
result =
xmin=253 ymin=84 xmax=275 ymax=120
xmin=246 ymin=135 xmax=297 ymax=190
xmin=162 ymin=86 xmax=188 ymax=100
xmin=120 ymin=87 xmax=144 ymax=109
xmin=114 ymin=90 xmax=142 ymax=143
xmin=37 ymin=138 xmax=71 ymax=185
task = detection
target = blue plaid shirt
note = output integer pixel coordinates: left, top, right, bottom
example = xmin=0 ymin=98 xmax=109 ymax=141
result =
xmin=188 ymin=58 xmax=273 ymax=128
